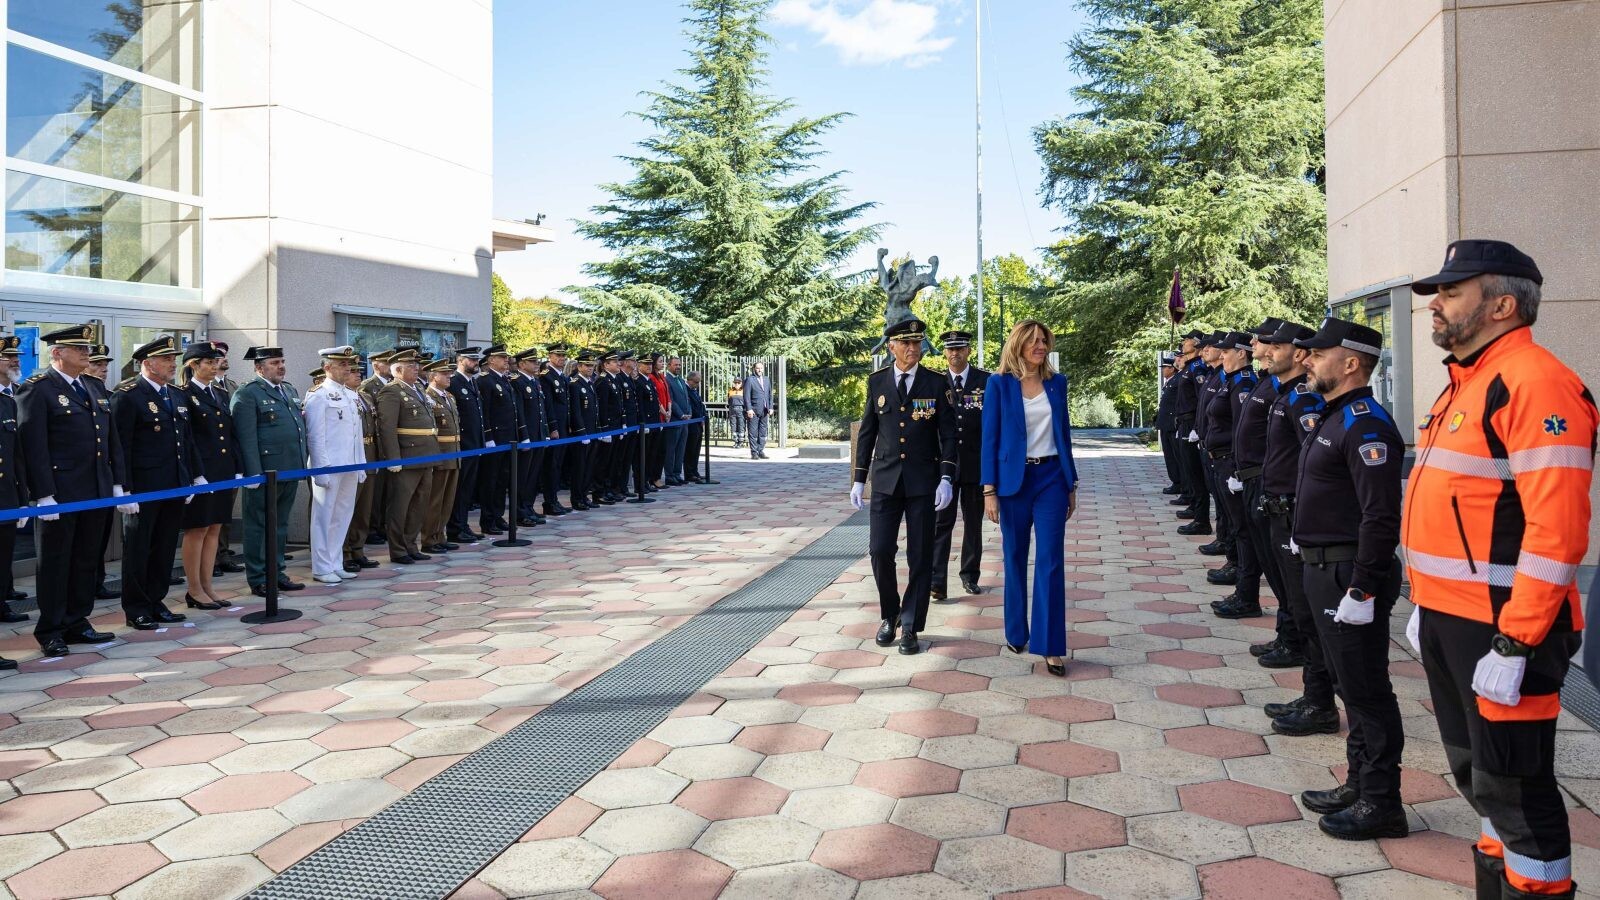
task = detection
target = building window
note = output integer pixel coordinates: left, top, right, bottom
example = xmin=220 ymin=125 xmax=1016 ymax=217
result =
xmin=8 ymin=0 xmax=203 ymax=89
xmin=344 ymin=315 xmax=466 ymax=365
xmin=1332 ymin=293 xmax=1395 ymax=412
xmin=5 ymin=170 xmax=201 ymax=288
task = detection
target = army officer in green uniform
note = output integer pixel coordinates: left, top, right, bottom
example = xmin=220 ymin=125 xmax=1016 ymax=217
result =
xmin=231 ymin=346 xmax=309 ymax=596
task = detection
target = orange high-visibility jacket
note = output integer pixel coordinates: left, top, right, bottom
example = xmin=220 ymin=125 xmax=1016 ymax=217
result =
xmin=1402 ymin=327 xmax=1598 ymax=646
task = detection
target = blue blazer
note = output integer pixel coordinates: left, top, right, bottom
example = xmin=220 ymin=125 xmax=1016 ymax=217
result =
xmin=980 ymin=372 xmax=1079 ymax=497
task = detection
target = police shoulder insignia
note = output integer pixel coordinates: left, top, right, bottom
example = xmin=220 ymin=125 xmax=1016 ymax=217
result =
xmin=1299 ymin=413 xmax=1321 ymax=432
xmin=1294 ymin=383 xmax=1312 ymax=395
xmin=1358 ymin=441 xmax=1389 ymax=466
xmin=1350 ymin=399 xmax=1371 ymax=416
xmin=1544 ymin=414 xmax=1569 ymax=436
xmin=115 ymin=378 xmax=138 ymax=393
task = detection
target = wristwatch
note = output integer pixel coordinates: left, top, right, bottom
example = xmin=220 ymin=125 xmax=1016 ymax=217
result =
xmin=1490 ymin=633 xmax=1533 ymax=658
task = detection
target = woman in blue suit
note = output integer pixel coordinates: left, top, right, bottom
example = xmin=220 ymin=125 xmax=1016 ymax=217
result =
xmin=981 ymin=320 xmax=1080 ymax=676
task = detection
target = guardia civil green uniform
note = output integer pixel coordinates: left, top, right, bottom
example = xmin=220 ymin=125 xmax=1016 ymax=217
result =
xmin=231 ymin=346 xmax=309 ymax=594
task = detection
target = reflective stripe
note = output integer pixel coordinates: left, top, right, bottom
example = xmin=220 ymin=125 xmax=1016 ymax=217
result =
xmin=1508 ymin=444 xmax=1594 ymax=475
xmin=1517 ymin=550 xmax=1579 ymax=586
xmin=1406 ymin=547 xmax=1515 ymax=588
xmin=1415 ymin=446 xmax=1511 ymax=480
xmin=1505 ymin=848 xmax=1572 ymax=885
xmin=1341 ymin=338 xmax=1381 ymax=356
xmin=1482 ymin=818 xmax=1500 ymax=842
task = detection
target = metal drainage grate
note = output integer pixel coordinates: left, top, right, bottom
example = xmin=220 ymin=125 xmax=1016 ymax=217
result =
xmin=250 ymin=509 xmax=870 ymax=900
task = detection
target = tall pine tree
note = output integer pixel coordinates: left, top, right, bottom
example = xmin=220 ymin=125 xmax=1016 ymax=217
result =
xmin=577 ymin=0 xmax=881 ymax=361
xmin=1034 ymin=0 xmax=1326 ymax=406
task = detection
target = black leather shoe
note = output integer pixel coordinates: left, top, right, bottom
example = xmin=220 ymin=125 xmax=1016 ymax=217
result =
xmin=1210 ymin=593 xmax=1238 ymax=610
xmin=1175 ymin=508 xmax=1198 ymax=520
xmin=125 ymin=615 xmax=159 ymax=631
xmin=962 ymin=578 xmax=982 ymax=595
xmin=449 ymin=531 xmax=480 ymax=544
xmin=571 ymin=501 xmax=592 ymax=511
xmin=1198 ymin=540 xmax=1227 ymax=556
xmin=518 ymin=517 xmax=541 ymax=527
xmin=411 ymin=552 xmax=432 ymax=561
xmin=0 ymin=606 xmax=28 ymax=624
xmin=1318 ymin=799 xmax=1408 ymax=841
xmin=249 ymin=584 xmax=268 ymax=597
xmin=151 ymin=609 xmax=186 ymax=624
xmin=442 ymin=541 xmax=461 ymax=551
xmin=1257 ymin=646 xmax=1306 ymax=669
xmin=366 ymin=532 xmax=386 ymax=546
xmin=1045 ymin=658 xmax=1067 ymax=677
xmin=390 ymin=556 xmax=415 ymax=565
xmin=94 ymin=586 xmax=121 ymax=600
xmin=930 ymin=587 xmax=946 ymax=601
xmin=1169 ymin=496 xmax=1191 ymax=506
xmin=0 ymin=656 xmax=16 ymax=670
xmin=1206 ymin=565 xmax=1239 ymax=585
xmin=1213 ymin=600 xmax=1262 ymax=619
xmin=343 ymin=562 xmax=360 ymax=574
xmin=423 ymin=544 xmax=448 ymax=554
xmin=355 ymin=557 xmax=380 ymax=569
xmin=216 ymin=560 xmax=244 ymax=574
xmin=1273 ymin=706 xmax=1342 ymax=736
xmin=1301 ymin=783 xmax=1359 ymax=814
xmin=1249 ymin=638 xmax=1280 ymax=658
xmin=169 ymin=575 xmax=186 ymax=586
xmin=898 ymin=632 xmax=921 ymax=655
xmin=64 ymin=628 xmax=113 ymax=644
xmin=1176 ymin=522 xmax=1212 ymax=535
xmin=8 ymin=589 xmax=25 ymax=601
xmin=875 ymin=620 xmax=896 ymax=647
xmin=1264 ymin=695 xmax=1310 ymax=718
xmin=1163 ymin=485 xmax=1184 ymax=495
xmin=39 ymin=639 xmax=67 ymax=657
xmin=278 ymin=578 xmax=305 ymax=592
xmin=544 ymin=505 xmax=571 ymax=516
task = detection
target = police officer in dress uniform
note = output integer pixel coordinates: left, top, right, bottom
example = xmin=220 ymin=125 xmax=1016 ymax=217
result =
xmin=617 ymin=352 xmax=644 ymax=495
xmin=475 ymin=346 xmax=518 ymax=534
xmin=631 ymin=353 xmax=660 ymax=494
xmin=360 ymin=349 xmax=398 ymax=546
xmin=1193 ymin=332 xmax=1239 ymax=582
xmin=932 ymin=330 xmax=989 ymax=600
xmin=178 ymin=342 xmax=239 ymax=610
xmin=111 ymin=335 xmax=203 ymax=629
xmin=1290 ymin=318 xmax=1409 ymax=841
xmin=377 ymin=350 xmax=440 ymax=563
xmin=304 ymin=346 xmax=367 ymax=585
xmin=540 ymin=345 xmax=574 ymax=515
xmin=1227 ymin=320 xmax=1297 ymax=653
xmin=446 ymin=348 xmax=485 ymax=543
xmin=592 ymin=350 xmax=624 ymax=503
xmin=567 ymin=350 xmax=600 ymax=509
xmin=342 ymin=366 xmax=382 ymax=574
xmin=1205 ymin=332 xmax=1262 ymax=614
xmin=0 ymin=336 xmax=29 ymax=633
xmin=18 ymin=325 xmax=124 ymax=655
xmin=850 ymin=317 xmax=959 ymax=656
xmin=1171 ymin=329 xmax=1210 ymax=529
xmin=423 ymin=358 xmax=462 ymax=553
xmin=232 ymin=346 xmax=309 ymax=596
xmin=1156 ymin=351 xmax=1183 ymax=495
xmin=202 ymin=342 xmax=246 ymax=578
xmin=512 ymin=348 xmax=548 ymax=526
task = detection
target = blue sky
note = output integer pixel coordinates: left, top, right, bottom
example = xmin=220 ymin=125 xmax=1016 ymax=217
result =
xmin=492 ymin=0 xmax=1089 ymax=301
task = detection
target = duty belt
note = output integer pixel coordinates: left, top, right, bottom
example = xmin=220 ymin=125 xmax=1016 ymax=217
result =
xmin=1207 ymin=448 xmax=1233 ymax=460
xmin=1300 ymin=544 xmax=1358 ymax=565
xmin=1261 ymin=492 xmax=1294 ymax=516
xmin=1235 ymin=465 xmax=1263 ymax=480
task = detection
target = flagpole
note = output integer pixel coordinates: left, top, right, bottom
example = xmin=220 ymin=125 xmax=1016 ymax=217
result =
xmin=974 ymin=0 xmax=986 ymax=365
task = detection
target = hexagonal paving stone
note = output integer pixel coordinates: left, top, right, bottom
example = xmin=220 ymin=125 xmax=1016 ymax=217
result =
xmin=753 ymin=750 xmax=860 ymax=790
xmin=55 ymin=799 xmax=195 ymax=848
xmin=854 ymin=757 xmax=963 ymax=798
xmin=731 ymin=722 xmax=831 ymax=755
xmin=1223 ymin=754 xmax=1338 ymax=795
xmin=116 ymin=854 xmax=276 ymax=900
xmin=776 ymin=682 xmax=862 ymax=707
xmin=693 ymin=814 xmax=822 ymax=869
xmin=674 ymin=776 xmax=790 ymax=821
xmin=855 ymin=871 xmax=988 ymax=900
xmin=647 ymin=715 xmax=742 ymax=748
xmin=130 ymin=733 xmax=246 ymax=767
xmin=10 ymin=756 xmax=136 ymax=793
xmin=1176 ymin=780 xmax=1301 ymax=827
xmin=1063 ymin=845 xmax=1202 ymax=900
xmin=920 ymin=734 xmax=1018 ymax=769
xmin=1377 ymin=830 xmax=1475 ymax=888
xmin=721 ymin=860 xmax=858 ymax=899
xmin=1067 ymin=773 xmax=1180 ymax=817
xmin=4 ymin=842 xmax=168 ymax=899
xmin=891 ymin=793 xmax=1008 ymax=841
xmin=295 ymin=748 xmax=409 ymax=784
xmin=885 ymin=709 xmax=979 ymax=739
xmin=275 ymin=778 xmax=405 ymax=825
xmin=658 ymin=744 xmax=764 ymax=781
xmin=0 ymin=790 xmax=105 ymax=835
xmin=311 ymin=718 xmax=417 ymax=751
xmin=1334 ymin=868 xmax=1471 ymax=899
xmin=575 ymin=766 xmax=691 ymax=810
xmin=478 ymin=836 xmax=614 ymax=896
xmin=1027 ymin=695 xmax=1115 ymax=724
xmin=824 ymin=728 xmax=924 ymax=762
xmin=184 ymin=772 xmax=314 ymax=814
xmin=934 ymin=833 xmax=1065 ymax=895
xmin=1007 ymin=801 xmax=1126 ymax=854
xmin=958 ymin=764 xmax=1068 ymax=807
xmin=1196 ymin=857 xmax=1338 ymax=900
xmin=1248 ymin=820 xmax=1391 ymax=876
xmin=583 ymin=804 xmax=710 ymax=856
xmin=1119 ymin=747 xmax=1227 ymax=786
xmin=1126 ymin=811 xmax=1252 ymax=864
xmin=589 ymin=848 xmax=733 ymax=900
xmin=153 ymin=809 xmax=296 ymax=860
xmin=781 ymin=785 xmax=896 ymax=830
xmin=1018 ymin=740 xmax=1120 ymax=779
xmin=1163 ymin=725 xmax=1267 ymax=760
xmin=812 ymin=822 xmax=939 ymax=880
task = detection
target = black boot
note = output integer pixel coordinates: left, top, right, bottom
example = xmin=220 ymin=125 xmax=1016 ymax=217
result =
xmin=1300 ymin=783 xmax=1358 ymax=814
xmin=1317 ymin=799 xmax=1408 ymax=841
xmin=1175 ymin=508 xmax=1198 ymax=519
xmin=1271 ymin=706 xmax=1341 ymax=736
xmin=1264 ymin=695 xmax=1309 ymax=718
xmin=1176 ymin=521 xmax=1212 ymax=535
xmin=1198 ymin=540 xmax=1227 ymax=556
xmin=1475 ymin=849 xmax=1505 ymax=900
xmin=1206 ymin=564 xmax=1238 ymax=585
xmin=1256 ymin=646 xmax=1306 ymax=669
xmin=1249 ymin=638 xmax=1280 ymax=658
xmin=1214 ymin=598 xmax=1263 ymax=619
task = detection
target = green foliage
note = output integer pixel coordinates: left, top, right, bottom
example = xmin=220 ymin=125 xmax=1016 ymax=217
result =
xmin=559 ymin=284 xmax=723 ymax=355
xmin=788 ymin=414 xmax=852 ymax=441
xmin=1068 ymin=390 xmax=1120 ymax=428
xmin=576 ymin=0 xmax=881 ymax=360
xmin=490 ymin=274 xmax=603 ymax=352
xmin=1033 ymin=0 xmax=1326 ymax=411
xmin=916 ymin=255 xmax=1053 ymax=364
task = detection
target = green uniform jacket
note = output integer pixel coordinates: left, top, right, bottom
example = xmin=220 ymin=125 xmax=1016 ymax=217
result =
xmin=231 ymin=376 xmax=309 ymax=476
xmin=377 ymin=380 xmax=441 ymax=462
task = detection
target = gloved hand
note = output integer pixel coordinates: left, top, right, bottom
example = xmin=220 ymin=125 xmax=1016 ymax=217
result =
xmin=1333 ymin=589 xmax=1374 ymax=625
xmin=187 ymin=476 xmax=207 ymax=504
xmin=582 ymin=439 xmax=591 ymax=445
xmin=113 ymin=485 xmax=139 ymax=516
xmin=1186 ymin=429 xmax=1200 ymax=443
xmin=485 ymin=440 xmax=496 ymax=448
xmin=1473 ymin=649 xmax=1527 ymax=706
xmin=850 ymin=482 xmax=865 ymax=510
xmin=601 ymin=436 xmax=612 ymax=443
xmin=1406 ymin=606 xmax=1422 ymax=654
xmin=1288 ymin=537 xmax=1299 ymax=555
xmin=1226 ymin=476 xmax=1243 ymax=493
xmin=387 ymin=465 xmax=403 ymax=473
xmin=35 ymin=496 xmax=57 ymax=522
xmin=934 ymin=479 xmax=954 ymax=512
xmin=14 ymin=517 xmax=27 ymax=529
xmin=356 ymin=471 xmax=367 ymax=484
xmin=313 ymin=474 xmax=332 ymax=489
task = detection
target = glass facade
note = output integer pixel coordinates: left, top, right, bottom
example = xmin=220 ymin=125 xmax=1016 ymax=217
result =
xmin=8 ymin=0 xmax=203 ymax=88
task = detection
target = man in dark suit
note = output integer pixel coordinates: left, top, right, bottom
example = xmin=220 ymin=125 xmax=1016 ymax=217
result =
xmin=567 ymin=350 xmax=600 ymax=509
xmin=664 ymin=357 xmax=693 ymax=485
xmin=685 ymin=371 xmax=708 ymax=482
xmin=476 ymin=345 xmax=520 ymax=534
xmin=850 ymin=317 xmax=958 ymax=655
xmin=447 ymin=348 xmax=485 ymax=543
xmin=17 ymin=325 xmax=124 ymax=655
xmin=1155 ymin=351 xmax=1183 ymax=495
xmin=932 ymin=330 xmax=989 ymax=600
xmin=512 ymin=348 xmax=548 ymax=526
xmin=111 ymin=335 xmax=203 ymax=628
xmin=743 ymin=361 xmax=774 ymax=459
xmin=539 ymin=345 xmax=573 ymax=515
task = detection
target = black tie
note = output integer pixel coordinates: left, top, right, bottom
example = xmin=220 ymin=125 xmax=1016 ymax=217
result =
xmin=953 ymin=373 xmax=962 ymax=392
xmin=898 ymin=373 xmax=909 ymax=403
xmin=159 ymin=386 xmax=173 ymax=411
xmin=71 ymin=380 xmax=89 ymax=404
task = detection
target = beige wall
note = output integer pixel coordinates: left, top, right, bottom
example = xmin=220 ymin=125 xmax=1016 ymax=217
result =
xmin=1325 ymin=0 xmax=1600 ymax=558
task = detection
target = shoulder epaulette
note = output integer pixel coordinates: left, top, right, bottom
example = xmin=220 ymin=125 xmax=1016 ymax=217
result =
xmin=873 ymin=364 xmax=890 ymax=375
xmin=114 ymin=377 xmax=139 ymax=392
xmin=1294 ymin=383 xmax=1313 ymax=395
xmin=23 ymin=372 xmax=48 ymax=385
xmin=1349 ymin=399 xmax=1373 ymax=417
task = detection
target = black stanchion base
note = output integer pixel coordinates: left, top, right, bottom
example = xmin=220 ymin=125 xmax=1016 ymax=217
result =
xmin=626 ymin=496 xmax=657 ymax=504
xmin=241 ymin=607 xmax=303 ymax=625
xmin=700 ymin=478 xmax=721 ymax=485
xmin=492 ymin=537 xmax=532 ymax=547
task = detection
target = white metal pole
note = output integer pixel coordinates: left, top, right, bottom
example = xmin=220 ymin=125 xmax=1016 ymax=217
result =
xmin=974 ymin=0 xmax=986 ymax=365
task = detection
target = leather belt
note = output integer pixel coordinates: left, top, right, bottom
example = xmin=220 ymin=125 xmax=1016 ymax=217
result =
xmin=1235 ymin=465 xmax=1263 ymax=480
xmin=1207 ymin=449 xmax=1233 ymax=460
xmin=1300 ymin=544 xmax=1358 ymax=564
xmin=361 ymin=437 xmax=373 ymax=444
xmin=437 ymin=435 xmax=459 ymax=443
xmin=395 ymin=427 xmax=436 ymax=436
xmin=1026 ymin=455 xmax=1057 ymax=465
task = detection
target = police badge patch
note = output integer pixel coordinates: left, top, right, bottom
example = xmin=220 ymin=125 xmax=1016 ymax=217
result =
xmin=1359 ymin=442 xmax=1388 ymax=466
xmin=1299 ymin=413 xmax=1321 ymax=432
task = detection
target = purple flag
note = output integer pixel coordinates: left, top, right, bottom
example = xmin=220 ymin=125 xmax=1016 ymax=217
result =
xmin=1168 ymin=268 xmax=1185 ymax=325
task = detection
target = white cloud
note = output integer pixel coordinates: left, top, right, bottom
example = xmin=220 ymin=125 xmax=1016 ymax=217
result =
xmin=770 ymin=0 xmax=957 ymax=68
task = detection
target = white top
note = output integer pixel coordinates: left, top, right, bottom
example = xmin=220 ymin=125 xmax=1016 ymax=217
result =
xmin=1023 ymin=390 xmax=1054 ymax=458
xmin=303 ymin=382 xmax=366 ymax=468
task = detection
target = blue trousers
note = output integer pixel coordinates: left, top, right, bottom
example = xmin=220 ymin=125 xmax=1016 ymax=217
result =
xmin=999 ymin=462 xmax=1069 ymax=657
xmin=665 ymin=423 xmax=688 ymax=480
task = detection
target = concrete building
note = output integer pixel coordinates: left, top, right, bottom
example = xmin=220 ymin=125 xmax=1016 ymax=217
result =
xmin=1324 ymin=0 xmax=1600 ymax=551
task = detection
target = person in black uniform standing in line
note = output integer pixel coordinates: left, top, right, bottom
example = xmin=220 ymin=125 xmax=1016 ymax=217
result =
xmin=618 ymin=352 xmax=645 ymax=495
xmin=476 ymin=345 xmax=519 ymax=535
xmin=540 ymin=345 xmax=573 ymax=515
xmin=593 ymin=351 xmax=624 ymax=502
xmin=1193 ymin=332 xmax=1237 ymax=578
xmin=84 ymin=344 xmax=121 ymax=601
xmin=18 ymin=325 xmax=126 ymax=656
xmin=447 ymin=348 xmax=485 ymax=543
xmin=931 ymin=330 xmax=989 ymax=600
xmin=1205 ymin=332 xmax=1262 ymax=614
xmin=1171 ymin=330 xmax=1210 ymax=531
xmin=112 ymin=336 xmax=205 ymax=629
xmin=1291 ymin=317 xmax=1408 ymax=841
xmin=567 ymin=350 xmax=600 ymax=510
xmin=1229 ymin=320 xmax=1294 ymax=659
xmin=0 ymin=335 xmax=27 ymax=661
xmin=512 ymin=348 xmax=549 ymax=526
xmin=1156 ymin=352 xmax=1183 ymax=495
xmin=849 ymin=317 xmax=958 ymax=656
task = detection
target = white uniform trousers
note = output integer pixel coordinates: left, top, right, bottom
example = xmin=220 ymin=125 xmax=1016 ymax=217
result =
xmin=311 ymin=473 xmax=361 ymax=577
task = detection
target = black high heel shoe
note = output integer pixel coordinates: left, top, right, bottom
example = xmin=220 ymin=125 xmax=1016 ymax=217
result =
xmin=185 ymin=593 xmax=225 ymax=611
xmin=1005 ymin=643 xmax=1026 ymax=655
xmin=1045 ymin=657 xmax=1067 ymax=678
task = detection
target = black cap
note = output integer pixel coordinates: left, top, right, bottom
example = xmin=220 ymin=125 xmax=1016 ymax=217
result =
xmin=1257 ymin=321 xmax=1315 ymax=345
xmin=940 ymin=330 xmax=972 ymax=348
xmin=183 ymin=343 xmax=225 ymax=363
xmin=1294 ymin=317 xmax=1384 ymax=356
xmin=133 ymin=335 xmax=181 ymax=361
xmin=884 ymin=317 xmax=928 ymax=341
xmin=0 ymin=336 xmax=20 ymax=357
xmin=483 ymin=344 xmax=508 ymax=358
xmin=1412 ymin=239 xmax=1542 ymax=295
xmin=617 ymin=350 xmax=635 ymax=362
xmin=1250 ymin=317 xmax=1284 ymax=337
xmin=513 ymin=348 xmax=541 ymax=362
xmin=547 ymin=343 xmax=571 ymax=356
xmin=244 ymin=346 xmax=284 ymax=361
xmin=1197 ymin=330 xmax=1226 ymax=349
xmin=1221 ymin=331 xmax=1254 ymax=351
xmin=42 ymin=324 xmax=95 ymax=347
xmin=575 ymin=348 xmax=598 ymax=363
xmin=1180 ymin=329 xmax=1205 ymax=341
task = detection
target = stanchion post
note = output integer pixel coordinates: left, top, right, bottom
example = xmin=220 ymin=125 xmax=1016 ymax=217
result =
xmin=494 ymin=445 xmax=531 ymax=547
xmin=701 ymin=417 xmax=719 ymax=485
xmin=627 ymin=424 xmax=655 ymax=504
xmin=243 ymin=470 xmax=301 ymax=624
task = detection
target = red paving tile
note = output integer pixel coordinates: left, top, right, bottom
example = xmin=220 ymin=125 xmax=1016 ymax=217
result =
xmin=1060 ymin=660 xmax=1113 ymax=681
xmin=1177 ymin=781 xmax=1301 ymax=827
xmin=295 ymin=636 xmax=374 ymax=654
xmin=1164 ymin=725 xmax=1268 ymax=759
xmin=131 ymin=733 xmax=247 ymax=767
xmin=885 ymin=709 xmax=978 ymax=739
xmin=519 ymin=797 xmax=605 ymax=841
xmin=1066 ymin=631 xmax=1110 ymax=650
xmin=928 ymin=639 xmax=999 ymax=660
xmin=732 ymin=723 xmax=831 ymax=755
xmin=385 ymin=755 xmax=465 ymax=790
xmin=670 ymin=694 xmax=725 ymax=718
xmin=592 ymin=849 xmax=733 ymax=900
xmin=1018 ymin=741 xmax=1120 ymax=779
xmin=157 ymin=646 xmax=242 ymax=663
xmin=1144 ymin=622 xmax=1212 ymax=639
xmin=1155 ymin=683 xmax=1245 ymax=708
xmin=0 ymin=790 xmax=106 ymax=835
xmin=1331 ymin=764 xmax=1458 ymax=806
xmin=608 ymin=739 xmax=673 ymax=769
xmin=202 ymin=664 xmax=291 ymax=686
xmin=83 ymin=701 xmax=189 ymax=730
xmin=479 ymin=647 xmax=557 ymax=666
xmin=996 ymin=887 xmax=1098 ymax=900
xmin=1379 ymin=830 xmax=1474 ymax=887
xmin=1136 ymin=599 xmax=1195 ymax=614
xmin=1026 ymin=695 xmax=1115 ymax=724
xmin=908 ymin=670 xmax=990 ymax=694
xmin=1146 ymin=649 xmax=1224 ymax=670
xmin=0 ymin=749 xmax=54 ymax=781
xmin=5 ymin=843 xmax=167 ymax=900
xmin=674 ymin=777 xmax=789 ymax=821
xmin=1197 ymin=857 xmax=1339 ymax=899
xmin=251 ymin=689 xmax=348 ymax=714
xmin=1007 ymin=801 xmax=1126 ymax=853
xmin=1571 ymin=808 xmax=1600 ymax=850
xmin=775 ymin=682 xmax=861 ymax=706
xmin=313 ymin=718 xmax=418 ymax=751
xmin=811 ymin=823 xmax=938 ymax=880
xmin=185 ymin=771 xmax=313 ymax=814
xmin=813 ymin=649 xmax=885 ymax=669
xmin=854 ymin=757 xmax=963 ymax=798
xmin=257 ymin=821 xmax=351 ymax=873
xmin=44 ymin=674 xmax=142 ymax=699
xmin=407 ymin=679 xmax=494 ymax=702
xmin=348 ymin=655 xmax=428 ymax=675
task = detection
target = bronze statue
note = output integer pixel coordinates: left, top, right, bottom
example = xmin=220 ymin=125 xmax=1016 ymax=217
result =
xmin=871 ymin=248 xmax=939 ymax=355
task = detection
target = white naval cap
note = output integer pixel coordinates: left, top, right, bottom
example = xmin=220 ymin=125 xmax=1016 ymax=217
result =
xmin=318 ymin=345 xmax=359 ymax=360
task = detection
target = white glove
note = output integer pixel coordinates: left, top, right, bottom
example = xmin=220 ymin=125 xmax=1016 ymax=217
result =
xmin=235 ymin=473 xmax=244 ymax=481
xmin=387 ymin=465 xmax=403 ymax=473
xmin=850 ymin=482 xmax=865 ymax=510
xmin=187 ymin=476 xmax=207 ymax=505
xmin=1472 ymin=649 xmax=1527 ymax=706
xmin=485 ymin=440 xmax=496 ymax=448
xmin=582 ymin=439 xmax=591 ymax=445
xmin=313 ymin=474 xmax=332 ymax=489
xmin=601 ymin=436 xmax=612 ymax=443
xmin=1288 ymin=537 xmax=1299 ymax=555
xmin=1186 ymin=429 xmax=1200 ymax=442
xmin=934 ymin=479 xmax=954 ymax=512
xmin=1405 ymin=606 xmax=1422 ymax=653
xmin=112 ymin=485 xmax=139 ymax=516
xmin=35 ymin=496 xmax=57 ymax=521
xmin=14 ymin=517 xmax=27 ymax=529
xmin=1333 ymin=589 xmax=1374 ymax=625
xmin=356 ymin=471 xmax=367 ymax=484
xmin=1226 ymin=476 xmax=1243 ymax=493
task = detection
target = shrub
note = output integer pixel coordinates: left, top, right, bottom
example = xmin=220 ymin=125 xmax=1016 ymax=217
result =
xmin=788 ymin=415 xmax=852 ymax=441
xmin=1069 ymin=391 xmax=1120 ymax=428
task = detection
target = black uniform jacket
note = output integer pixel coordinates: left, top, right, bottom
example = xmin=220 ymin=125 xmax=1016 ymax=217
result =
xmin=854 ymin=365 xmax=959 ymax=497
xmin=18 ymin=367 xmax=122 ymax=502
xmin=943 ymin=366 xmax=989 ymax=485
xmin=1232 ymin=372 xmax=1278 ymax=472
xmin=1292 ymin=387 xmax=1404 ymax=596
xmin=513 ymin=372 xmax=547 ymax=443
xmin=541 ymin=369 xmax=572 ymax=437
xmin=478 ymin=369 xmax=520 ymax=445
xmin=449 ymin=371 xmax=486 ymax=450
xmin=1202 ymin=367 xmax=1256 ymax=455
xmin=619 ymin=371 xmax=641 ymax=427
xmin=569 ymin=375 xmax=598 ymax=436
xmin=596 ymin=373 xmax=624 ymax=431
xmin=181 ymin=379 xmax=240 ymax=483
xmin=633 ymin=373 xmax=659 ymax=425
xmin=1172 ymin=358 xmax=1206 ymax=430
xmin=112 ymin=377 xmax=201 ymax=493
xmin=1193 ymin=365 xmax=1224 ymax=442
xmin=1262 ymin=375 xmax=1325 ymax=496
xmin=0 ymin=391 xmax=30 ymax=509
